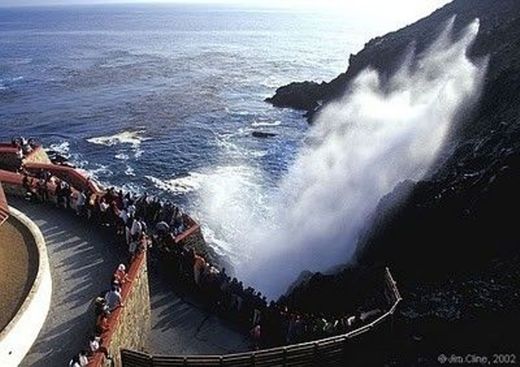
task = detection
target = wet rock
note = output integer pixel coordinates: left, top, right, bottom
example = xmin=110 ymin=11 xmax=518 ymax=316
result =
xmin=276 ymin=0 xmax=520 ymax=363
xmin=252 ymin=131 xmax=277 ymax=138
xmin=265 ymin=81 xmax=325 ymax=112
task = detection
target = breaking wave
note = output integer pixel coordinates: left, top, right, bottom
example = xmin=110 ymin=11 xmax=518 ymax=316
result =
xmin=198 ymin=18 xmax=488 ymax=298
xmin=86 ymin=130 xmax=149 ymax=148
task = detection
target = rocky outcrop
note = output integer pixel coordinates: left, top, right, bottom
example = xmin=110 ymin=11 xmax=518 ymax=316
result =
xmin=268 ymin=0 xmax=520 ymax=126
xmin=272 ymin=0 xmax=520 ymax=363
xmin=265 ymin=81 xmax=326 ymax=113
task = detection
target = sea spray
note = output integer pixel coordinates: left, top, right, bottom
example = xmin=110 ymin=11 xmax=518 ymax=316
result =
xmin=199 ymin=18 xmax=487 ymax=298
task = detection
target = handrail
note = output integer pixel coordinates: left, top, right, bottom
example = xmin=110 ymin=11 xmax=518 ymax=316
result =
xmin=23 ymin=162 xmax=102 ymax=194
xmin=0 ymin=169 xmax=23 ymax=186
xmin=0 ymin=164 xmax=202 ymax=365
xmin=174 ymin=223 xmax=200 ymax=244
xmin=88 ymin=249 xmax=147 ymax=367
xmin=121 ymin=267 xmax=402 ymax=366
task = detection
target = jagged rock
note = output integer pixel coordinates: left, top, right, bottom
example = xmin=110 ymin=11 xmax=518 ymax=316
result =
xmin=265 ymin=81 xmax=325 ymax=112
xmin=275 ymin=0 xmax=520 ymax=362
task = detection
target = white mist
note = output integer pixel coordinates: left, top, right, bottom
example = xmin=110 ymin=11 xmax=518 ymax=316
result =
xmin=199 ymin=18 xmax=486 ymax=298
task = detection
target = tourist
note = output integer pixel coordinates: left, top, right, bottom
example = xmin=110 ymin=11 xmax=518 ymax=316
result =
xmin=22 ymin=174 xmax=36 ymax=200
xmin=96 ymin=311 xmax=110 ymax=335
xmin=16 ymin=146 xmax=23 ymax=159
xmin=68 ymin=355 xmax=81 ymax=367
xmin=154 ymin=221 xmax=170 ymax=241
xmin=62 ymin=181 xmax=72 ymax=208
xmin=85 ymin=191 xmax=94 ymax=220
xmin=252 ymin=292 xmax=264 ymax=327
xmin=250 ymin=324 xmax=262 ymax=350
xmin=104 ymin=285 xmax=123 ymax=311
xmin=113 ymin=264 xmax=130 ymax=285
xmin=193 ymin=250 xmax=206 ymax=286
xmin=94 ymin=296 xmax=109 ymax=315
xmin=37 ymin=178 xmax=48 ymax=202
xmin=99 ymin=197 xmax=110 ymax=225
xmin=130 ymin=216 xmax=143 ymax=240
xmin=75 ymin=190 xmax=87 ymax=216
xmin=78 ymin=350 xmax=89 ymax=366
xmin=55 ymin=180 xmax=64 ymax=208
xmin=127 ymin=200 xmax=136 ymax=218
xmin=88 ymin=334 xmax=101 ymax=353
xmin=128 ymin=237 xmax=140 ymax=259
xmin=118 ymin=207 xmax=129 ymax=232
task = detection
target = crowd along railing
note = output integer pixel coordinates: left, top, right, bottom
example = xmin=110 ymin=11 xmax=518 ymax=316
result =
xmin=0 ymin=164 xmax=204 ymax=366
xmin=1 ymin=155 xmax=403 ymax=367
xmin=120 ymin=267 xmax=402 ymax=367
xmin=88 ymin=248 xmax=147 ymax=367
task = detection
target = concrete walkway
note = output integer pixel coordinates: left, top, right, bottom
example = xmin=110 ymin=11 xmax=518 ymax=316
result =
xmin=10 ymin=197 xmax=125 ymax=367
xmin=10 ymin=197 xmax=249 ymax=366
xmin=148 ymin=270 xmax=250 ymax=355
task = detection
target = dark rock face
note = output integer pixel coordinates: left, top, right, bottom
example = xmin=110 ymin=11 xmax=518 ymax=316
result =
xmin=272 ymin=0 xmax=520 ymax=362
xmin=265 ymin=81 xmax=325 ymax=113
xmin=252 ymin=131 xmax=277 ymax=138
xmin=268 ymin=0 xmax=520 ymax=127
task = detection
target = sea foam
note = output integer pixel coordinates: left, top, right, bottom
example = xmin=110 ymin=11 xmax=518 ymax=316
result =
xmin=198 ymin=18 xmax=488 ymax=298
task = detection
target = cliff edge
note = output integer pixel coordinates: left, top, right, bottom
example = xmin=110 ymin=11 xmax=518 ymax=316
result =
xmin=271 ymin=0 xmax=520 ymax=363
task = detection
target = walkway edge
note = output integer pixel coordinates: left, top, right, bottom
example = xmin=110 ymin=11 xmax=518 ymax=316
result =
xmin=0 ymin=206 xmax=52 ymax=367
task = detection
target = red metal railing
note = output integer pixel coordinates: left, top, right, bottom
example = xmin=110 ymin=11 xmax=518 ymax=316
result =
xmin=23 ymin=162 xmax=102 ymax=194
xmin=0 ymin=157 xmax=207 ymax=366
xmin=88 ymin=248 xmax=147 ymax=367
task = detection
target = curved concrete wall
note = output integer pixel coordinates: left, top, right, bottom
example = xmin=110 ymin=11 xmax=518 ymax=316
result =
xmin=0 ymin=206 xmax=52 ymax=367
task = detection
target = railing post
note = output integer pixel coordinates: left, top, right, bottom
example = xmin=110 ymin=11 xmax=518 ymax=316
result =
xmin=313 ymin=342 xmax=319 ymax=367
xmin=219 ymin=356 xmax=223 ymax=367
xmin=343 ymin=336 xmax=349 ymax=362
xmin=283 ymin=347 xmax=287 ymax=367
xmin=251 ymin=352 xmax=256 ymax=367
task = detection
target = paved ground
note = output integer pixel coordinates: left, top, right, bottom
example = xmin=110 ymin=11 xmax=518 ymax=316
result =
xmin=11 ymin=197 xmax=125 ymax=367
xmin=10 ymin=197 xmax=249 ymax=366
xmin=148 ymin=270 xmax=251 ymax=355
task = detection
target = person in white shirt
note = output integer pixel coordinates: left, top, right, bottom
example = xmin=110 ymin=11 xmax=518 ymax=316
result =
xmin=104 ymin=285 xmax=123 ymax=311
xmin=119 ymin=208 xmax=129 ymax=225
xmin=127 ymin=203 xmax=136 ymax=217
xmin=78 ymin=350 xmax=89 ymax=366
xmin=75 ymin=191 xmax=86 ymax=216
xmin=88 ymin=335 xmax=101 ymax=353
xmin=130 ymin=217 xmax=143 ymax=240
xmin=69 ymin=357 xmax=81 ymax=367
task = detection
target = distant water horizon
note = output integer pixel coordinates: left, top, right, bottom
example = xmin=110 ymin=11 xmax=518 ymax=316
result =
xmin=0 ymin=4 xmax=388 ymax=273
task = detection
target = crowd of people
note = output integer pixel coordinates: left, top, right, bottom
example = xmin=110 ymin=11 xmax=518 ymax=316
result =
xmin=16 ymin=164 xmax=379 ymax=365
xmin=157 ymin=243 xmax=377 ymax=349
xmin=10 ymin=136 xmax=38 ymax=158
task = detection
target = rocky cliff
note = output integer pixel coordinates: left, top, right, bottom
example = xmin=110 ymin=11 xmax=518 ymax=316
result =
xmin=269 ymin=0 xmax=520 ymax=363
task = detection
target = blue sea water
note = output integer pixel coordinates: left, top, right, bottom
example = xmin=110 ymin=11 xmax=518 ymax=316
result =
xmin=0 ymin=4 xmax=382 ymax=257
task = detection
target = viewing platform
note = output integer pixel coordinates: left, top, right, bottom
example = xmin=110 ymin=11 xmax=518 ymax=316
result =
xmin=2 ymin=198 xmax=249 ymax=367
xmin=0 ymin=139 xmax=402 ymax=367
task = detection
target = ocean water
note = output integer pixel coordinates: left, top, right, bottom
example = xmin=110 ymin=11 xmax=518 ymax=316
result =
xmin=0 ymin=4 xmax=383 ymax=263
